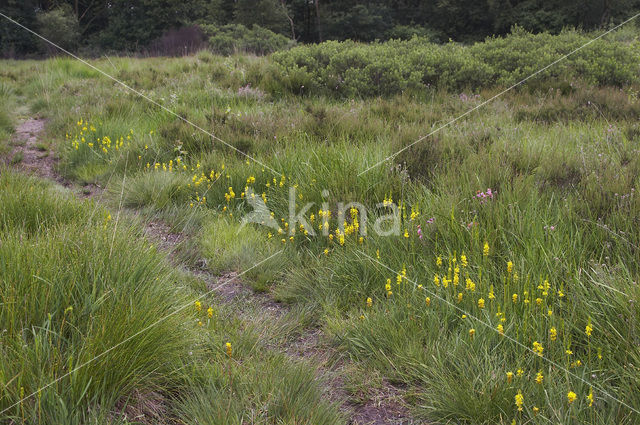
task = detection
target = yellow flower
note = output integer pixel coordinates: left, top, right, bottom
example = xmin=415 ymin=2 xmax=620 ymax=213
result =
xmin=585 ymin=323 xmax=593 ymax=337
xmin=324 ymin=248 xmax=329 ymax=255
xmin=225 ymin=342 xmax=232 ymax=357
xmin=497 ymin=324 xmax=504 ymax=335
xmin=506 ymin=371 xmax=513 ymax=383
xmin=478 ymin=298 xmax=485 ymax=308
xmin=507 ymin=261 xmax=513 ymax=273
xmin=532 ymin=341 xmax=544 ymax=357
xmin=207 ymin=307 xmax=214 ymax=319
xmin=532 ymin=406 xmax=539 ymax=415
xmin=469 ymin=328 xmax=475 ymax=338
xmin=567 ymin=391 xmax=577 ymax=404
xmin=460 ymin=254 xmax=468 ymax=267
xmin=434 ymin=274 xmax=440 ymax=286
xmin=587 ymin=388 xmax=594 ymax=407
xmin=457 ymin=292 xmax=463 ymax=303
xmin=483 ymin=242 xmax=489 ymax=257
xmin=425 ymin=297 xmax=431 ymax=307
xmin=516 ymin=368 xmax=524 ymax=377
xmin=366 ymin=297 xmax=373 ymax=308
xmin=535 ymin=371 xmax=543 ymax=385
xmin=549 ymin=327 xmax=557 ymax=341
xmin=194 ymin=300 xmax=202 ymax=312
xmin=515 ymin=390 xmax=524 ymax=411
xmin=436 ymin=256 xmax=442 ymax=267
xmin=512 ymin=293 xmax=518 ymax=303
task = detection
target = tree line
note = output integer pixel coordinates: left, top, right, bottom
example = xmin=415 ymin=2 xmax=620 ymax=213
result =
xmin=1 ymin=0 xmax=639 ymax=57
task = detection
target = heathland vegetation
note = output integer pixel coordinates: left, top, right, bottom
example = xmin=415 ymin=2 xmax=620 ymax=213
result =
xmin=1 ymin=19 xmax=640 ymax=425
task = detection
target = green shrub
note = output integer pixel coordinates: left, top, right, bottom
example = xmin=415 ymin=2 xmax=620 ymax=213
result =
xmin=270 ymin=28 xmax=640 ymax=98
xmin=203 ymin=24 xmax=294 ymax=56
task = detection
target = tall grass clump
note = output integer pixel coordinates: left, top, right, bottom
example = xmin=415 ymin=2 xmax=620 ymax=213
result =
xmin=0 ymin=170 xmax=197 ymax=423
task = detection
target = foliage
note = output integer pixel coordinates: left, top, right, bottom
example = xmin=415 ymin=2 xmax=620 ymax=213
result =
xmin=203 ymin=23 xmax=295 ymax=55
xmin=271 ymin=28 xmax=640 ymax=97
xmin=35 ymin=5 xmax=80 ymax=55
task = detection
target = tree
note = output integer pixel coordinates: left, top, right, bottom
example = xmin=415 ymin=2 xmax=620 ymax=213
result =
xmin=36 ymin=4 xmax=80 ymax=54
xmin=234 ymin=0 xmax=290 ymax=35
xmin=0 ymin=0 xmax=40 ymax=58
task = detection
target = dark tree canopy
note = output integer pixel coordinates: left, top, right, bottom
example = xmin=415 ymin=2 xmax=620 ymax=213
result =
xmin=1 ymin=0 xmax=639 ymax=57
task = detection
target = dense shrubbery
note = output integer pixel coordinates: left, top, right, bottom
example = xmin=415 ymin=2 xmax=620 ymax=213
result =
xmin=270 ymin=28 xmax=640 ymax=97
xmin=203 ymin=24 xmax=295 ymax=55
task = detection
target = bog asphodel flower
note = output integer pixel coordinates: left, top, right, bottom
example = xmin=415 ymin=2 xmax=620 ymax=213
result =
xmin=532 ymin=341 xmax=544 ymax=357
xmin=549 ymin=327 xmax=557 ymax=341
xmin=506 ymin=371 xmax=513 ymax=383
xmin=483 ymin=242 xmax=489 ymax=257
xmin=507 ymin=261 xmax=513 ymax=273
xmin=478 ymin=298 xmax=485 ymax=309
xmin=207 ymin=307 xmax=214 ymax=319
xmin=425 ymin=297 xmax=431 ymax=306
xmin=535 ymin=371 xmax=543 ymax=385
xmin=194 ymin=300 xmax=202 ymax=312
xmin=567 ymin=391 xmax=577 ymax=404
xmin=469 ymin=328 xmax=476 ymax=338
xmin=515 ymin=390 xmax=524 ymax=411
xmin=225 ymin=342 xmax=232 ymax=357
xmin=366 ymin=297 xmax=373 ymax=308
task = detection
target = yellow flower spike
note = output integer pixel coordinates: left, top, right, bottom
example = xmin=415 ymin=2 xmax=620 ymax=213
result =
xmin=497 ymin=324 xmax=504 ymax=335
xmin=506 ymin=371 xmax=513 ymax=383
xmin=515 ymin=390 xmax=524 ymax=411
xmin=567 ymin=391 xmax=577 ymax=404
xmin=460 ymin=254 xmax=467 ymax=267
xmin=478 ymin=298 xmax=485 ymax=309
xmin=587 ymin=388 xmax=594 ymax=407
xmin=512 ymin=293 xmax=518 ymax=303
xmin=225 ymin=342 xmax=232 ymax=357
xmin=586 ymin=322 xmax=593 ymax=337
xmin=483 ymin=241 xmax=489 ymax=257
xmin=207 ymin=307 xmax=214 ymax=319
xmin=549 ymin=327 xmax=557 ymax=341
xmin=194 ymin=300 xmax=202 ymax=312
xmin=457 ymin=292 xmax=463 ymax=303
xmin=469 ymin=328 xmax=475 ymax=338
xmin=198 ymin=320 xmax=203 ymax=327
xmin=535 ymin=371 xmax=543 ymax=385
xmin=532 ymin=406 xmax=539 ymax=415
xmin=507 ymin=261 xmax=513 ymax=274
xmin=425 ymin=297 xmax=431 ymax=307
xmin=532 ymin=341 xmax=544 ymax=357
xmin=366 ymin=297 xmax=373 ymax=308
xmin=516 ymin=368 xmax=524 ymax=377
xmin=436 ymin=256 xmax=442 ymax=267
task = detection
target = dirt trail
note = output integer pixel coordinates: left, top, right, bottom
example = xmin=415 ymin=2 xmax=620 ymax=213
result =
xmin=8 ymin=118 xmax=60 ymax=181
xmin=8 ymin=118 xmax=413 ymax=425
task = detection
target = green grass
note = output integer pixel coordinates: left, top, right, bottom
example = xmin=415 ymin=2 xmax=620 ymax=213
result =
xmin=2 ymin=40 xmax=640 ymax=424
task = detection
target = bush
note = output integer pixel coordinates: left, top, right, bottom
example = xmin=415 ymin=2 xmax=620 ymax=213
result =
xmin=36 ymin=5 xmax=79 ymax=55
xmin=270 ymin=28 xmax=640 ymax=98
xmin=147 ymin=25 xmax=207 ymax=56
xmin=203 ymin=24 xmax=294 ymax=56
